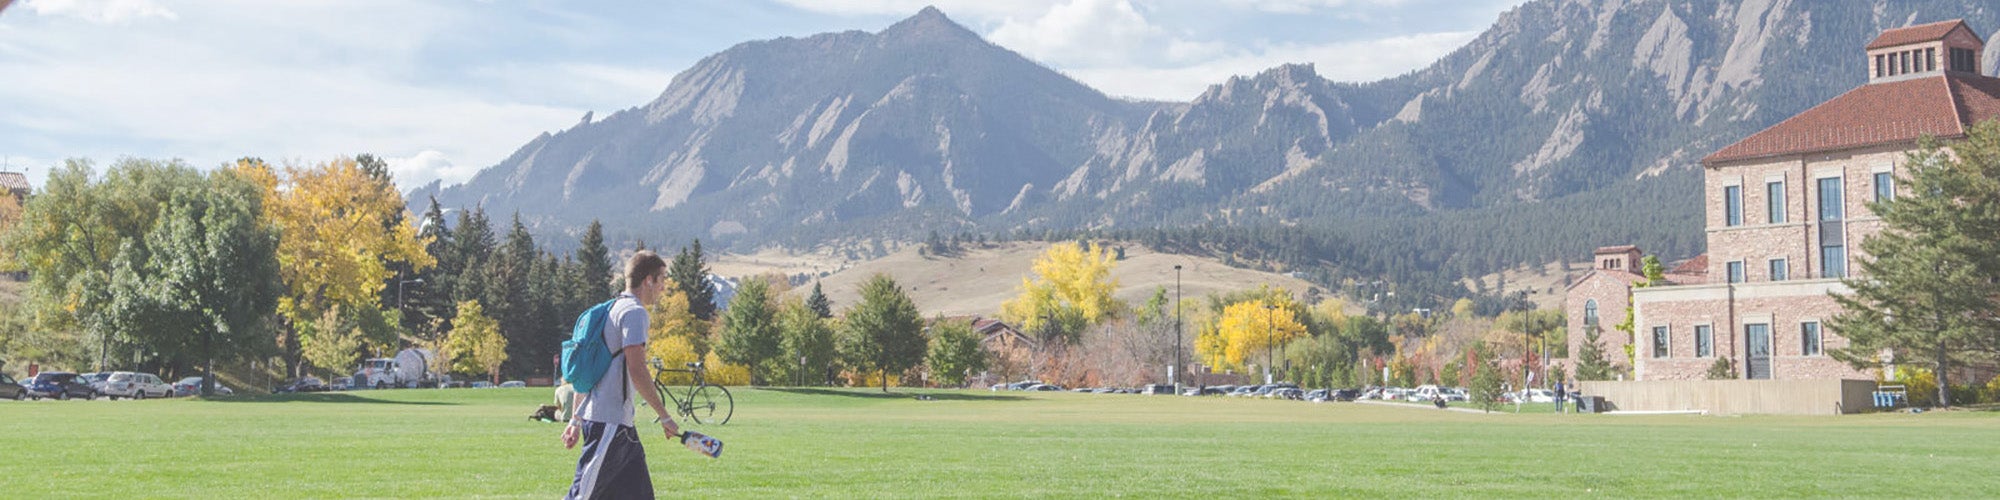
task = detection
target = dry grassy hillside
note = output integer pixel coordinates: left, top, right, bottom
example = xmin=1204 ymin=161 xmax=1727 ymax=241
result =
xmin=1459 ymin=261 xmax=1588 ymax=311
xmin=745 ymin=242 xmax=1325 ymax=318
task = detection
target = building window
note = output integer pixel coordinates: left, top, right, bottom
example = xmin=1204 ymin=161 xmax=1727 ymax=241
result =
xmin=1652 ymin=326 xmax=1670 ymax=359
xmin=1725 ymin=185 xmax=1743 ymax=226
xmin=1767 ymin=180 xmax=1786 ymax=223
xmin=1925 ymin=48 xmax=1936 ymax=72
xmin=1801 ymin=322 xmax=1822 ymax=356
xmin=1695 ymin=325 xmax=1713 ymax=358
xmin=1874 ymin=172 xmax=1894 ymax=202
xmin=1584 ymin=299 xmax=1599 ymax=328
xmin=1902 ymin=50 xmax=1912 ymax=74
xmin=1769 ymin=258 xmax=1787 ymax=281
xmin=1819 ymin=177 xmax=1846 ymax=278
xmin=1953 ymin=47 xmax=1977 ymax=72
xmin=1875 ymin=54 xmax=1885 ymax=77
xmin=1728 ymin=261 xmax=1745 ymax=283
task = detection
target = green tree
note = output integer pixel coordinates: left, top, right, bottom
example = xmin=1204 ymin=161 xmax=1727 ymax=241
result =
xmin=925 ymin=317 xmax=987 ymax=387
xmin=5 ymin=159 xmax=157 ymax=371
xmin=776 ymin=297 xmax=837 ymax=386
xmin=1574 ymin=326 xmax=1618 ymax=381
xmin=1468 ymin=341 xmax=1505 ymax=412
xmin=671 ymin=240 xmax=716 ymax=321
xmin=118 ymin=168 xmax=283 ymax=395
xmin=1705 ymin=357 xmax=1737 ymax=380
xmin=839 ymin=274 xmax=925 ymax=392
xmin=717 ymin=278 xmax=781 ymax=384
xmin=576 ymin=220 xmax=613 ymax=299
xmin=1830 ymin=123 xmax=2000 ymax=408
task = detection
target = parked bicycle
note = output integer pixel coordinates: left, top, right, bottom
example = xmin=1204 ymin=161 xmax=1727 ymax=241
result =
xmin=648 ymin=358 xmax=734 ymax=425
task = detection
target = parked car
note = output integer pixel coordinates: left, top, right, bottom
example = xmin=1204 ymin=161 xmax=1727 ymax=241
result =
xmin=0 ymin=372 xmax=26 ymax=400
xmin=500 ymin=380 xmax=527 ymax=388
xmin=173 ymin=377 xmax=235 ymax=397
xmin=1328 ymin=388 xmax=1360 ymax=402
xmin=470 ymin=381 xmax=495 ymax=389
xmin=1025 ymin=384 xmax=1063 ymax=391
xmin=101 ymin=372 xmax=173 ymax=400
xmin=1142 ymin=384 xmax=1176 ymax=395
xmin=1269 ymin=387 xmax=1305 ymax=400
xmin=79 ymin=372 xmax=112 ymax=393
xmin=1304 ymin=389 xmax=1329 ymax=401
xmin=1006 ymin=380 xmax=1044 ymax=391
xmin=989 ymin=383 xmax=1008 ymax=391
xmin=27 ymin=372 xmax=100 ymax=400
xmin=276 ymin=376 xmax=328 ymax=393
xmin=1506 ymin=389 xmax=1556 ymax=403
xmin=1442 ymin=387 xmax=1470 ymax=402
xmin=1227 ymin=386 xmax=1258 ymax=397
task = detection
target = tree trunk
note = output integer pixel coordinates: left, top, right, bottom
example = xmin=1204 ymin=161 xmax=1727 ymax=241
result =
xmin=1936 ymin=342 xmax=1952 ymax=408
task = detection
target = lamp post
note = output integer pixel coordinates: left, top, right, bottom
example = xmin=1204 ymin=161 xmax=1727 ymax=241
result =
xmin=1173 ymin=264 xmax=1182 ymax=387
xmin=1264 ymin=303 xmax=1277 ymax=385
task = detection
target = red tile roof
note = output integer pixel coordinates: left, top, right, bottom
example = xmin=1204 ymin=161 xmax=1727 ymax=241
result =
xmin=1704 ymin=75 xmax=2000 ymax=164
xmin=1668 ymin=254 xmax=1707 ymax=275
xmin=1866 ymin=20 xmax=1973 ymax=50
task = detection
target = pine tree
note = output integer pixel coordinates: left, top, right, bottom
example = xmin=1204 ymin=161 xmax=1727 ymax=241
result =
xmin=670 ymin=239 xmax=716 ymax=321
xmin=1830 ymin=122 xmax=2000 ymax=407
xmin=806 ymin=282 xmax=833 ymax=319
xmin=576 ymin=220 xmax=613 ymax=299
xmin=1575 ymin=326 xmax=1616 ymax=381
xmin=717 ymin=278 xmax=780 ymax=385
xmin=839 ymin=274 xmax=926 ymax=392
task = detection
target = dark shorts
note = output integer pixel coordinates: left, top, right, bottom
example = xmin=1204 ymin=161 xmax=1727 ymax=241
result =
xmin=566 ymin=421 xmax=653 ymax=500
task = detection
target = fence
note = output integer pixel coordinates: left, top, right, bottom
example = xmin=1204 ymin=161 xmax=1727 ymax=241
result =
xmin=1577 ymin=379 xmax=1877 ymax=415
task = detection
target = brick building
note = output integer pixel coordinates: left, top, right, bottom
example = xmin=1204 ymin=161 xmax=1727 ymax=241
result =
xmin=1620 ymin=20 xmax=2000 ymax=382
xmin=1562 ymin=246 xmax=1705 ymax=379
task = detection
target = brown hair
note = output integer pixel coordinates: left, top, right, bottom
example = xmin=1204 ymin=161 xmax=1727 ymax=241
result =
xmin=626 ymin=250 xmax=668 ymax=290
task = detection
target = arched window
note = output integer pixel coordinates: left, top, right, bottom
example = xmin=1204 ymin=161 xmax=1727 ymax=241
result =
xmin=1584 ymin=299 xmax=1599 ymax=328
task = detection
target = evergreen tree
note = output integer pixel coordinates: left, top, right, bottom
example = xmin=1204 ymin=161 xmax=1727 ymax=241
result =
xmin=671 ymin=239 xmax=716 ymax=321
xmin=806 ymin=282 xmax=833 ymax=319
xmin=576 ymin=219 xmax=613 ymax=300
xmin=1830 ymin=123 xmax=2000 ymax=408
xmin=1575 ymin=326 xmax=1616 ymax=381
xmin=1468 ymin=341 xmax=1505 ymax=412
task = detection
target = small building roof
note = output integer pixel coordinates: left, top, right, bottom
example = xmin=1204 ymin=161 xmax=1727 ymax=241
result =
xmin=1866 ymin=19 xmax=1977 ymax=50
xmin=0 ymin=172 xmax=27 ymax=193
xmin=1593 ymin=245 xmax=1639 ymax=255
xmin=1704 ymin=75 xmax=2000 ymax=165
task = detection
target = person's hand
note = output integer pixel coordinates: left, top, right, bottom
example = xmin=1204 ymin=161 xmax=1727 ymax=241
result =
xmin=561 ymin=421 xmax=581 ymax=449
xmin=658 ymin=416 xmax=681 ymax=439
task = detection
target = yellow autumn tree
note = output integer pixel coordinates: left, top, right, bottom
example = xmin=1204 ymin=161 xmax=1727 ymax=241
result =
xmin=1000 ymin=241 xmax=1121 ymax=343
xmin=446 ymin=300 xmax=508 ymax=383
xmin=642 ymin=288 xmax=747 ymax=385
xmin=234 ymin=157 xmax=432 ymax=370
xmin=1197 ymin=298 xmax=1307 ymax=372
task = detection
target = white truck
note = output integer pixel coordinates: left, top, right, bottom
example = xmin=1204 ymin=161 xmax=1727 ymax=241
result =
xmin=354 ymin=348 xmax=449 ymax=389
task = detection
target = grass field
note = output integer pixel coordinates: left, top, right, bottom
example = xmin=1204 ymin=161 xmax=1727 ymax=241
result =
xmin=4 ymin=387 xmax=1998 ymax=498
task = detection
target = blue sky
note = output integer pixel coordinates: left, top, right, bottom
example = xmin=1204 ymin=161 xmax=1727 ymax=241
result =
xmin=0 ymin=0 xmax=1524 ymax=191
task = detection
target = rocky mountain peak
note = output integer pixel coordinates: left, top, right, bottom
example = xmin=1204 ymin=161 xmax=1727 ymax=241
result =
xmin=881 ymin=5 xmax=981 ymax=44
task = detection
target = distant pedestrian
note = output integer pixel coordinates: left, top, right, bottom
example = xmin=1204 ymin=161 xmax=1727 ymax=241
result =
xmin=1553 ymin=381 xmax=1566 ymax=413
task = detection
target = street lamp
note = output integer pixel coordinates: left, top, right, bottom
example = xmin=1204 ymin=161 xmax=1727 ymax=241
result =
xmin=1264 ymin=303 xmax=1277 ymax=385
xmin=1173 ymin=264 xmax=1182 ymax=387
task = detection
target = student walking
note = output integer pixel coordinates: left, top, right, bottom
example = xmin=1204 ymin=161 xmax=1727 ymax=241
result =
xmin=563 ymin=251 xmax=682 ymax=500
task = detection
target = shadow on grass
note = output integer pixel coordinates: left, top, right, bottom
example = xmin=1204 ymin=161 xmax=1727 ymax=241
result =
xmin=760 ymin=387 xmax=1025 ymax=402
xmin=203 ymin=392 xmax=458 ymax=405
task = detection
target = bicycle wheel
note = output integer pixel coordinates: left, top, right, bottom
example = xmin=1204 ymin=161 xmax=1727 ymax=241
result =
xmin=685 ymin=384 xmax=734 ymax=425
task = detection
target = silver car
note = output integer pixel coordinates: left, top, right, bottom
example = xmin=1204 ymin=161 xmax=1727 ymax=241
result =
xmin=102 ymin=372 xmax=173 ymax=400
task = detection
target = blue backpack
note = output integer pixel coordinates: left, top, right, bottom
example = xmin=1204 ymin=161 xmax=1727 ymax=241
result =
xmin=560 ymin=298 xmax=624 ymax=393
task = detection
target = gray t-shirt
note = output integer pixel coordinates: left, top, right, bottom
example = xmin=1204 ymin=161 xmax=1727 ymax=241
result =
xmin=577 ymin=293 xmax=649 ymax=427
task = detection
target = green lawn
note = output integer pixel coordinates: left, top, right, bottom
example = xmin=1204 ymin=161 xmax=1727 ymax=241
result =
xmin=3 ymin=387 xmax=1997 ymax=498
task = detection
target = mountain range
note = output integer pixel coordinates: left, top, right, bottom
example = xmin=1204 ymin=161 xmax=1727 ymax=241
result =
xmin=412 ymin=0 xmax=2000 ymax=284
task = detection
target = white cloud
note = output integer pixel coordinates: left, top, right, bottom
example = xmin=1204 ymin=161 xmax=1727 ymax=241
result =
xmin=770 ymin=0 xmax=1054 ymax=19
xmin=386 ymin=150 xmax=482 ymax=190
xmin=21 ymin=0 xmax=175 ymax=24
xmin=988 ymin=0 xmax=1174 ymax=67
xmin=1069 ymin=30 xmax=1478 ymax=100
